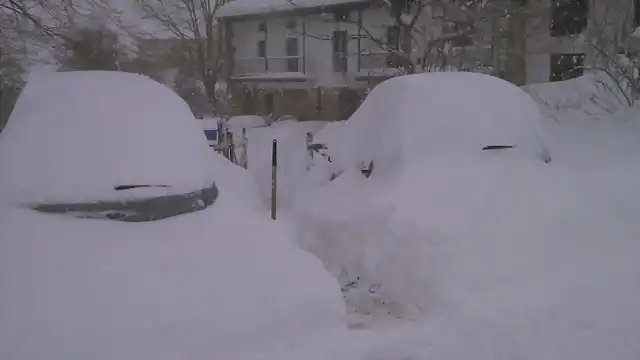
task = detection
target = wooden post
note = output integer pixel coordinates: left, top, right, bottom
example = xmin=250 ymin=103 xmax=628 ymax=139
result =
xmin=270 ymin=139 xmax=277 ymax=220
xmin=306 ymin=132 xmax=313 ymax=171
xmin=242 ymin=127 xmax=248 ymax=169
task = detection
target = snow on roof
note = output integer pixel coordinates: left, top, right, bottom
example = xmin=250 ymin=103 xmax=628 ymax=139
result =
xmin=216 ymin=0 xmax=369 ymax=18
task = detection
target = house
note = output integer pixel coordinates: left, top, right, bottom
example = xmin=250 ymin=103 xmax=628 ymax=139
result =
xmin=216 ymin=0 xmax=437 ymax=120
xmin=216 ymin=0 xmax=640 ymax=121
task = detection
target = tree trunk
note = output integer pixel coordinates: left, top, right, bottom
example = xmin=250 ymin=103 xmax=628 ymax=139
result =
xmin=400 ymin=24 xmax=415 ymax=73
xmin=505 ymin=3 xmax=527 ymax=86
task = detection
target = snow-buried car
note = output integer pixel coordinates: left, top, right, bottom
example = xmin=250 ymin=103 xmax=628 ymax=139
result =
xmin=0 ymin=71 xmax=219 ymax=221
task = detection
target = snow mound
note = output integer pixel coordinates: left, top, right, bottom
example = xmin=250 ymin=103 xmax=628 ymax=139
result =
xmin=294 ymin=176 xmax=436 ymax=324
xmin=0 ymin=71 xmax=215 ymax=204
xmin=328 ymin=72 xmax=550 ymax=177
xmin=217 ymin=0 xmax=367 ymax=17
xmin=0 ymin=202 xmax=348 ymax=360
xmin=523 ymin=72 xmax=634 ymax=122
xmin=0 ymin=125 xmax=349 ymax=359
xmin=293 ymin=73 xmax=553 ymax=321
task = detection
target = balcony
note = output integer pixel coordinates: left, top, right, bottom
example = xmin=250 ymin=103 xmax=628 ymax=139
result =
xmin=231 ymin=56 xmax=310 ymax=82
xmin=357 ymin=51 xmax=406 ymax=78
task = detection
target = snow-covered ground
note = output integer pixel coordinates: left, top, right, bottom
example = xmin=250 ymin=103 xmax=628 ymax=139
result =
xmin=249 ymin=72 xmax=640 ymax=359
xmin=0 ymin=71 xmax=350 ymax=360
xmin=3 ymin=69 xmax=640 ymax=360
xmin=246 ymin=120 xmax=329 ymax=208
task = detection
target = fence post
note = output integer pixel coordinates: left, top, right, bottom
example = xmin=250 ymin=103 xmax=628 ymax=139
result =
xmin=227 ymin=130 xmax=236 ymax=163
xmin=306 ymin=132 xmax=313 ymax=171
xmin=242 ymin=127 xmax=248 ymax=169
xmin=271 ymin=139 xmax=277 ymax=220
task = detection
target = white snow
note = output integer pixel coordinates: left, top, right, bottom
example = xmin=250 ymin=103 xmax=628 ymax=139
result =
xmin=523 ymin=72 xmax=634 ymax=123
xmin=289 ymin=72 xmax=640 ymax=357
xmin=246 ymin=120 xmax=329 ymax=209
xmin=0 ymin=71 xmax=349 ymax=360
xmin=4 ymin=68 xmax=640 ymax=360
xmin=0 ymin=71 xmax=216 ymax=204
xmin=0 ymin=184 xmax=349 ymax=360
xmin=326 ymin=72 xmax=550 ymax=178
xmin=217 ymin=0 xmax=368 ymax=18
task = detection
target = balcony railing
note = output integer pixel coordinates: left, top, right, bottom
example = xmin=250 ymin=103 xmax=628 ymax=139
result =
xmin=232 ymin=56 xmax=305 ymax=75
xmin=359 ymin=51 xmax=392 ymax=70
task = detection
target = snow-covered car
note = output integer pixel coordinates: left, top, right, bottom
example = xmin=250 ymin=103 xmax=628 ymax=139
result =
xmin=0 ymin=71 xmax=220 ymax=222
xmin=293 ymin=72 xmax=640 ymax=358
xmin=0 ymin=71 xmax=347 ymax=360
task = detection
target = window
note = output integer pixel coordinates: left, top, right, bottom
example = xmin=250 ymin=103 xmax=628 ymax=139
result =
xmin=635 ymin=0 xmax=640 ymax=28
xmin=258 ymin=22 xmax=266 ymax=32
xmin=264 ymin=93 xmax=275 ymax=115
xmin=257 ymin=40 xmax=266 ymax=57
xmin=334 ymin=7 xmax=350 ymax=22
xmin=550 ymin=53 xmax=585 ymax=81
xmin=204 ymin=129 xmax=218 ymax=141
xmin=286 ymin=38 xmax=299 ymax=72
xmin=332 ymin=30 xmax=348 ymax=72
xmin=387 ymin=26 xmax=400 ymax=50
xmin=550 ymin=0 xmax=588 ymax=37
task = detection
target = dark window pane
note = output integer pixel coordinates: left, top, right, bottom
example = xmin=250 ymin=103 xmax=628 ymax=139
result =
xmin=387 ymin=26 xmax=399 ymax=50
xmin=550 ymin=0 xmax=588 ymax=37
xmin=286 ymin=38 xmax=299 ymax=72
xmin=204 ymin=129 xmax=218 ymax=140
xmin=550 ymin=53 xmax=585 ymax=81
xmin=257 ymin=40 xmax=266 ymax=57
xmin=332 ymin=30 xmax=348 ymax=72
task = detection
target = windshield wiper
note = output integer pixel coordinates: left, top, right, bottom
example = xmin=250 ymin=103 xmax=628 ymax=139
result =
xmin=114 ymin=184 xmax=170 ymax=191
xmin=482 ymin=145 xmax=515 ymax=150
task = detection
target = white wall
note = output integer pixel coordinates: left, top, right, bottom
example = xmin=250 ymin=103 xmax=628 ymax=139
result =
xmin=228 ymin=3 xmax=432 ymax=87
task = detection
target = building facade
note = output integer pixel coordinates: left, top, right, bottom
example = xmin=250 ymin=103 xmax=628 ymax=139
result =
xmin=217 ymin=0 xmax=640 ymax=121
xmin=217 ymin=0 xmax=438 ymax=120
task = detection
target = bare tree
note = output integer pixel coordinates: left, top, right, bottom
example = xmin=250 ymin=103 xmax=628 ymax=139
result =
xmin=583 ymin=0 xmax=639 ymax=105
xmin=135 ymin=0 xmax=234 ymax=116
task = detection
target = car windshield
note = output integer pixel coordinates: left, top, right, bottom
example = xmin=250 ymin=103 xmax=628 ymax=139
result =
xmin=31 ymin=182 xmax=218 ymax=222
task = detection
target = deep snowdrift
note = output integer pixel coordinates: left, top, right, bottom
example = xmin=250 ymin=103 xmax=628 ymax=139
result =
xmin=0 ymin=71 xmax=216 ymax=204
xmin=292 ymin=72 xmax=640 ymax=358
xmin=0 ymin=71 xmax=348 ymax=360
xmin=523 ymin=72 xmax=634 ymax=123
xmin=295 ymin=72 xmax=554 ymax=321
